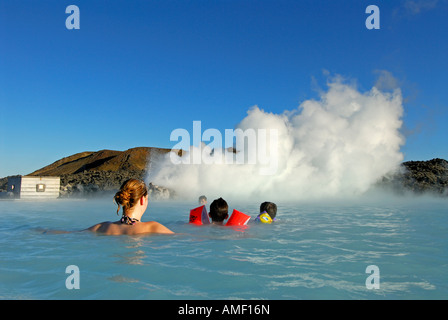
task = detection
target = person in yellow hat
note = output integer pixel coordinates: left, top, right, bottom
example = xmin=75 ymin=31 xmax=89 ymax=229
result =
xmin=255 ymin=202 xmax=277 ymax=224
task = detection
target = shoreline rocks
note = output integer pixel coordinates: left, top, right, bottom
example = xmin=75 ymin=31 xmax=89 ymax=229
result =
xmin=58 ymin=169 xmax=174 ymax=200
xmin=1 ymin=147 xmax=446 ymax=199
xmin=378 ymin=158 xmax=448 ymax=197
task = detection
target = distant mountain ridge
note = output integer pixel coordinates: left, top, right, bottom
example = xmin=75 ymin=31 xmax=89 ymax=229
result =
xmin=28 ymin=147 xmax=168 ymax=176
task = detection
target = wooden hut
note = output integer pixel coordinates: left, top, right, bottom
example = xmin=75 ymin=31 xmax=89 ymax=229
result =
xmin=7 ymin=176 xmax=60 ymax=199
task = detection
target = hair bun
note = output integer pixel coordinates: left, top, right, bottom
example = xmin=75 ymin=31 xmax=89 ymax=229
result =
xmin=114 ymin=179 xmax=149 ymax=215
xmin=115 ymin=189 xmax=131 ymax=205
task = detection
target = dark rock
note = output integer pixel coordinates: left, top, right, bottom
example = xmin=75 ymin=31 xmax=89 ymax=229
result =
xmin=378 ymin=158 xmax=448 ymax=196
xmin=58 ymin=169 xmax=174 ymax=200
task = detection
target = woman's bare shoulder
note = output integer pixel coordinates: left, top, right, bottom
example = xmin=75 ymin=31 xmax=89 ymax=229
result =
xmin=86 ymin=221 xmax=115 ymax=233
xmin=142 ymin=221 xmax=174 ymax=234
xmin=85 ymin=221 xmax=173 ymax=235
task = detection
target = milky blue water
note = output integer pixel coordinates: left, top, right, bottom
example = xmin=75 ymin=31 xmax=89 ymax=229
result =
xmin=0 ymin=196 xmax=447 ymax=300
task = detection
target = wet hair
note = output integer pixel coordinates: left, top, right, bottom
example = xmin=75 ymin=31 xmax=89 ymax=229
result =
xmin=260 ymin=202 xmax=277 ymax=219
xmin=114 ymin=179 xmax=148 ymax=215
xmin=209 ymin=197 xmax=228 ymax=222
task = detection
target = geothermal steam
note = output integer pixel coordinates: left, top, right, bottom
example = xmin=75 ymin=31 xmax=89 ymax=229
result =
xmin=147 ymin=78 xmax=405 ymax=202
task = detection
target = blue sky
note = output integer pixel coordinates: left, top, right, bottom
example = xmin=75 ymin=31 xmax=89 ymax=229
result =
xmin=0 ymin=0 xmax=447 ymax=177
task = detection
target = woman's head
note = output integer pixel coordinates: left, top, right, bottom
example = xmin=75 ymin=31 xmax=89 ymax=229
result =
xmin=114 ymin=179 xmax=148 ymax=215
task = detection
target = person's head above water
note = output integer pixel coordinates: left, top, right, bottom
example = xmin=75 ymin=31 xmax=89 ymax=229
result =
xmin=87 ymin=178 xmax=173 ymax=235
xmin=198 ymin=195 xmax=207 ymax=205
xmin=257 ymin=202 xmax=277 ymax=224
xmin=114 ymin=179 xmax=149 ymax=223
xmin=209 ymin=197 xmax=228 ymax=225
xmin=260 ymin=201 xmax=277 ymax=219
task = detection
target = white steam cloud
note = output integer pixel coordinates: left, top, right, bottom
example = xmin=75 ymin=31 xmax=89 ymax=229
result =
xmin=147 ymin=77 xmax=405 ymax=202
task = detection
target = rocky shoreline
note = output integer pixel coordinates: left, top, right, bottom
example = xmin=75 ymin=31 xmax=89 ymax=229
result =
xmin=0 ymin=169 xmax=173 ymax=200
xmin=1 ymin=150 xmax=447 ymax=199
xmin=58 ymin=169 xmax=173 ymax=200
xmin=378 ymin=158 xmax=448 ymax=196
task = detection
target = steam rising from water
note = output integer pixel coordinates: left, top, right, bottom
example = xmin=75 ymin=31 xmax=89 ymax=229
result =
xmin=147 ymin=77 xmax=405 ymax=202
